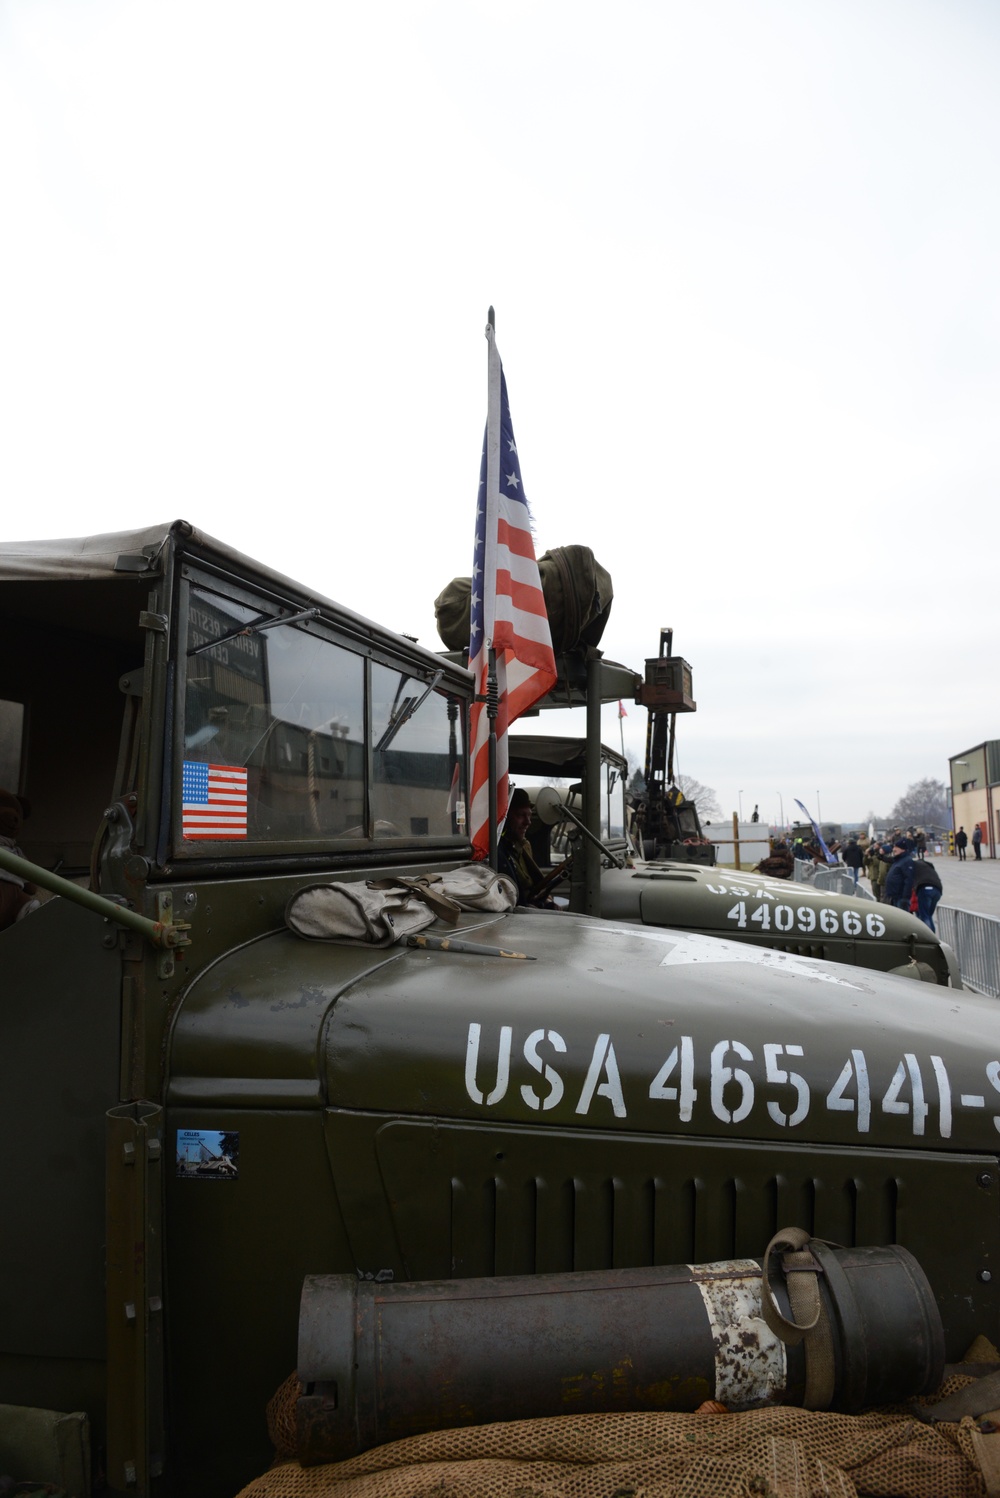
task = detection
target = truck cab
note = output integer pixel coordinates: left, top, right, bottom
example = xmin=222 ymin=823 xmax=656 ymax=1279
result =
xmin=1 ymin=521 xmax=471 ymax=1492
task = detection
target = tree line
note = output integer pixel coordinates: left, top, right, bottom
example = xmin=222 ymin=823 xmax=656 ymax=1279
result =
xmin=627 ymin=770 xmax=951 ymax=830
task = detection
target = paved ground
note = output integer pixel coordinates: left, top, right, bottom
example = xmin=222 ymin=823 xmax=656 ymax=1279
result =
xmin=854 ymin=855 xmax=1000 ymax=919
xmin=933 ymin=854 xmax=1000 ymax=920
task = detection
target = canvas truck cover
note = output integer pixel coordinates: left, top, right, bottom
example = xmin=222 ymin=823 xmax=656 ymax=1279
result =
xmin=0 ymin=519 xmax=467 ymax=684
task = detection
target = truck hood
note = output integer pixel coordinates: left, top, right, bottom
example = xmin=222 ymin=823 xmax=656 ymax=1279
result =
xmin=599 ymin=864 xmax=954 ymax=982
xmin=601 ymin=864 xmax=941 ymax=946
xmin=168 ymin=909 xmax=999 ymax=1155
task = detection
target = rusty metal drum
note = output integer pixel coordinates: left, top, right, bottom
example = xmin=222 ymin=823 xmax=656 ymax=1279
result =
xmin=296 ymin=1242 xmax=943 ymax=1463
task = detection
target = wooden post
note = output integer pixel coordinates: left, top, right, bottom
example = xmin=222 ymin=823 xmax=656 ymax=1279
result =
xmin=733 ymin=811 xmax=741 ymax=871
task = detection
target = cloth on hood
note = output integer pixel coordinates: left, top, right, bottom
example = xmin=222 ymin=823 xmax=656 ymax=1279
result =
xmin=285 ymin=863 xmax=517 ymax=947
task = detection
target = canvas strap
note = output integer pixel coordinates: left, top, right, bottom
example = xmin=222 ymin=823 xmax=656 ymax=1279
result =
xmin=368 ymin=876 xmax=462 ymax=925
xmin=761 ymin=1227 xmax=837 ymax=1410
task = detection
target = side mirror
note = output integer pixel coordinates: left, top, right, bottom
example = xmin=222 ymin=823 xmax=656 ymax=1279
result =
xmin=533 ymin=786 xmax=625 ymax=869
xmin=533 ymin=786 xmax=567 ymax=828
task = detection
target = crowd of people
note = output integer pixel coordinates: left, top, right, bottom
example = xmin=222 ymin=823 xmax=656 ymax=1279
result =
xmin=862 ymin=833 xmax=943 ymax=931
xmin=756 ymin=826 xmax=945 ymax=932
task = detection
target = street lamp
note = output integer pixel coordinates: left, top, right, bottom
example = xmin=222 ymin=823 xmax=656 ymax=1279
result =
xmin=738 ymin=790 xmax=744 ymax=821
xmin=816 ymin=790 xmax=822 ymax=824
xmin=777 ymin=792 xmax=784 ymax=830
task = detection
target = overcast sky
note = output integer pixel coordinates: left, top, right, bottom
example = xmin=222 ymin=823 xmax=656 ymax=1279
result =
xmin=2 ymin=0 xmax=997 ymax=825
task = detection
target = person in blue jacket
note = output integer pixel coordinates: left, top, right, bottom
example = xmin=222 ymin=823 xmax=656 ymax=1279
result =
xmin=883 ymin=836 xmax=917 ymax=910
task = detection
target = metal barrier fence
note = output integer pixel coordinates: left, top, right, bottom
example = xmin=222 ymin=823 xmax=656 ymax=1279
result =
xmin=936 ymin=905 xmax=1000 ymax=999
xmin=793 ymin=860 xmax=874 ymax=900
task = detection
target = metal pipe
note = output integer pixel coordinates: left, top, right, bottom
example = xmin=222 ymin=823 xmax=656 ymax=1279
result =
xmin=552 ymin=802 xmax=625 ymax=868
xmin=487 ymin=647 xmax=498 ymax=871
xmin=405 ymin=933 xmax=535 ymax=961
xmin=0 ymin=845 xmax=189 ymax=949
xmin=584 ymin=652 xmax=602 ymax=916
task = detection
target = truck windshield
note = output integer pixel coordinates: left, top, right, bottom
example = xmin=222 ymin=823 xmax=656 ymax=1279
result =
xmin=179 ymin=583 xmax=465 ymax=850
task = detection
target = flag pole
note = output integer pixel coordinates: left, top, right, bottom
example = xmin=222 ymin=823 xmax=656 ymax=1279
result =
xmin=469 ymin=305 xmax=554 ymax=868
xmin=485 ymin=306 xmax=500 ymax=870
xmin=487 ymin=647 xmax=498 ymax=869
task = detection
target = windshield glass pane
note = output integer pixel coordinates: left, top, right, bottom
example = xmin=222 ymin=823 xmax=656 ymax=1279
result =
xmin=183 ymin=586 xmax=364 ymax=843
xmin=371 ymin=661 xmax=466 ymax=839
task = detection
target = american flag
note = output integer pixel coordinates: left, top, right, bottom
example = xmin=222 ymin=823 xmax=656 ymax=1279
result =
xmin=468 ymin=323 xmax=557 ymax=859
xmin=182 ymin=761 xmax=248 ymax=839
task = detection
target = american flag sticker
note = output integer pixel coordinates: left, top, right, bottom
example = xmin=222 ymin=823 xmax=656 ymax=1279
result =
xmin=182 ymin=761 xmax=248 ymax=839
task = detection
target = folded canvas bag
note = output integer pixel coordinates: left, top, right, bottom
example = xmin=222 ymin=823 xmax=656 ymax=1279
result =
xmin=431 ymin=863 xmax=517 ymax=912
xmin=286 ymin=882 xmax=439 ymax=946
xmin=285 ymin=864 xmax=516 ymax=947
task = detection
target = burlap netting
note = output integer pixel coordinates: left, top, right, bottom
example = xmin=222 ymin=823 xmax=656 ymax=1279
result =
xmin=234 ymin=1372 xmax=994 ymax=1498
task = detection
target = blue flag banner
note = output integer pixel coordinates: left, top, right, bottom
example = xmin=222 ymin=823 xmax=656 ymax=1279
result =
xmin=794 ymin=799 xmax=837 ymax=865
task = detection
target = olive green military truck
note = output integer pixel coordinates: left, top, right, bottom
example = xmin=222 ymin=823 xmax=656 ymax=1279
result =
xmin=1 ymin=522 xmax=996 ymax=1497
